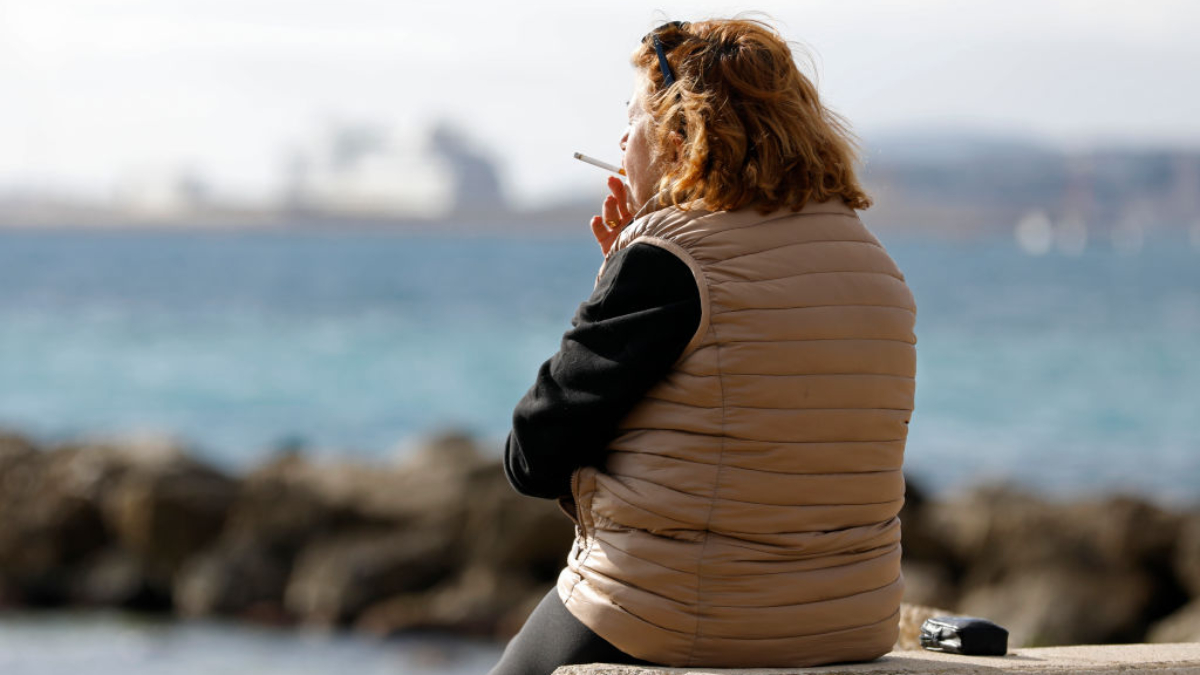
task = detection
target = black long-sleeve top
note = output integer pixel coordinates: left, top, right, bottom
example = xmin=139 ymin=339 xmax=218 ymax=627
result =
xmin=504 ymin=243 xmax=702 ymax=499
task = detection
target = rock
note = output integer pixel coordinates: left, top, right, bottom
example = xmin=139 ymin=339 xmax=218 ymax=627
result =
xmin=67 ymin=547 xmax=162 ymax=609
xmin=0 ymin=430 xmax=38 ymax=465
xmin=496 ymin=586 xmax=553 ymax=640
xmin=162 ymin=454 xmax=333 ymax=620
xmin=928 ymin=487 xmax=1181 ymax=586
xmin=102 ymin=456 xmax=237 ymax=586
xmin=174 ymin=539 xmax=292 ymax=619
xmin=1148 ymin=599 xmax=1200 ymax=643
xmin=356 ymin=566 xmax=548 ymax=638
xmin=235 ymin=434 xmax=490 ymax=538
xmin=901 ymin=561 xmax=958 ymax=610
xmin=1174 ymin=511 xmax=1200 ymax=598
xmin=173 ymin=452 xmax=375 ymax=620
xmin=347 ymin=454 xmax=574 ymax=640
xmin=460 ymin=462 xmax=574 ymax=583
xmin=0 ymin=443 xmax=110 ymax=604
xmin=957 ymin=566 xmax=1156 ymax=647
xmin=9 ymin=425 xmax=1189 ymax=652
xmin=284 ymin=528 xmax=457 ymax=626
xmin=223 ymin=453 xmax=357 ymax=555
xmin=899 ymin=475 xmax=956 ymax=564
xmin=921 ymin=486 xmax=1189 ymax=646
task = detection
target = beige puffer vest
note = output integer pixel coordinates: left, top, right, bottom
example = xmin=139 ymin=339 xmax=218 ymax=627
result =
xmin=556 ymin=199 xmax=917 ymax=668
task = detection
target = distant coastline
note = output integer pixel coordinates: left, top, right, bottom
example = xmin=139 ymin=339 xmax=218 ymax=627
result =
xmin=4 ymin=134 xmax=1199 ymax=239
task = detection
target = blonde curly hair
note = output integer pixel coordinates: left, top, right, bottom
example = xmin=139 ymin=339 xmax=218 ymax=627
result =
xmin=633 ymin=18 xmax=872 ymax=213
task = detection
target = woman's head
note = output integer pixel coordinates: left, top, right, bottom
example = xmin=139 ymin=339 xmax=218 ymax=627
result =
xmin=624 ymin=18 xmax=871 ymax=213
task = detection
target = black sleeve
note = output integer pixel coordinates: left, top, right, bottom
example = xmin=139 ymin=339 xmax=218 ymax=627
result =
xmin=503 ymin=242 xmax=702 ymax=499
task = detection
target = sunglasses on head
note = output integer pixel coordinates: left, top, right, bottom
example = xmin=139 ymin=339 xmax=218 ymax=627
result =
xmin=643 ymin=21 xmax=689 ymax=88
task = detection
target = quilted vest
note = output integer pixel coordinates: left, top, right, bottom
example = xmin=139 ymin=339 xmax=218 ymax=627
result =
xmin=555 ymin=199 xmax=917 ymax=667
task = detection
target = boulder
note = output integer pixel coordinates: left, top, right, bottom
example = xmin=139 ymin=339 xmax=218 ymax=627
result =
xmin=495 ymin=586 xmax=554 ymax=641
xmin=460 ymin=462 xmax=574 ymax=583
xmin=0 ymin=442 xmax=111 ymax=603
xmin=927 ymin=487 xmax=1181 ymax=587
xmin=67 ymin=546 xmax=162 ymax=609
xmin=1148 ymin=599 xmax=1200 ymax=643
xmin=284 ymin=528 xmax=457 ymax=626
xmin=174 ymin=538 xmax=292 ymax=620
xmin=899 ymin=475 xmax=957 ymax=565
xmin=355 ymin=565 xmax=549 ymax=638
xmin=1174 ymin=511 xmax=1200 ymax=598
xmin=957 ymin=565 xmax=1156 ymax=647
xmin=101 ymin=454 xmax=237 ymax=587
xmin=223 ymin=453 xmax=359 ymax=556
xmin=901 ymin=560 xmax=959 ymax=610
xmin=0 ymin=430 xmax=38 ymax=465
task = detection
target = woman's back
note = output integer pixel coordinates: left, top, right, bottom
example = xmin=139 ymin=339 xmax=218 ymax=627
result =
xmin=559 ymin=200 xmax=916 ymax=667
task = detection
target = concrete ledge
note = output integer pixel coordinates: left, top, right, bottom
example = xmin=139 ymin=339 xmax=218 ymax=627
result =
xmin=553 ymin=643 xmax=1200 ymax=675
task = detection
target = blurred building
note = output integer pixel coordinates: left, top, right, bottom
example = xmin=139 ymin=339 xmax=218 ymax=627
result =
xmin=112 ymin=166 xmax=213 ymax=219
xmin=281 ymin=121 xmax=506 ymax=220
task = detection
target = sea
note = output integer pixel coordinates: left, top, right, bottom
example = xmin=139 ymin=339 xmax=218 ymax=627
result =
xmin=1 ymin=223 xmax=1198 ymax=672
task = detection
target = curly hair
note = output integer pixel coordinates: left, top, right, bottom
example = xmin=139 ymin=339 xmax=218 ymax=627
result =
xmin=632 ymin=18 xmax=872 ymax=213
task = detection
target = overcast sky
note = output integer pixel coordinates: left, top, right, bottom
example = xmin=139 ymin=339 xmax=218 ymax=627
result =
xmin=2 ymin=0 xmax=1199 ymax=207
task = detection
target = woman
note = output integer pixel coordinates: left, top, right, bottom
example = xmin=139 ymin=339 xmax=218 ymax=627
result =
xmin=492 ymin=17 xmax=916 ymax=673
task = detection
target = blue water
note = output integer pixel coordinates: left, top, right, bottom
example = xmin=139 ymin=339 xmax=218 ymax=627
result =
xmin=1 ymin=227 xmax=1199 ymax=503
xmin=0 ymin=611 xmax=501 ymax=674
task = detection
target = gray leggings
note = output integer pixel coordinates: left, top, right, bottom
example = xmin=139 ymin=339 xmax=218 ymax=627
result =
xmin=487 ymin=590 xmax=649 ymax=675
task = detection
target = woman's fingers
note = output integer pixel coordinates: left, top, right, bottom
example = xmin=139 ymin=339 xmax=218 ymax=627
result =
xmin=590 ymin=215 xmax=607 ymax=241
xmin=592 ymin=177 xmax=634 ymax=256
xmin=602 ymin=194 xmax=621 ymax=229
xmin=590 ymin=215 xmax=615 ymax=255
xmin=608 ymin=177 xmax=633 ymax=222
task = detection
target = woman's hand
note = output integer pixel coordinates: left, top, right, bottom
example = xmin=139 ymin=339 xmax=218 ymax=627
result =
xmin=589 ymin=176 xmax=634 ymax=256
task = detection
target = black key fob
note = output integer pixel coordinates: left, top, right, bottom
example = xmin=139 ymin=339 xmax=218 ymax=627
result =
xmin=919 ymin=616 xmax=1008 ymax=656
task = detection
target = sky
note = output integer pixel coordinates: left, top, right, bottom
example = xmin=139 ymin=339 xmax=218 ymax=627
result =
xmin=2 ymin=0 xmax=1199 ymax=208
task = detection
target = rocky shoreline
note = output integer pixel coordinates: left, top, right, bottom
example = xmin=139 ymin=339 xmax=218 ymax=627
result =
xmin=2 ymin=429 xmax=1198 ymax=649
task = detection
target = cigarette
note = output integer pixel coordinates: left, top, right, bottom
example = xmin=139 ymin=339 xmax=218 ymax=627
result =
xmin=573 ymin=152 xmax=626 ymax=176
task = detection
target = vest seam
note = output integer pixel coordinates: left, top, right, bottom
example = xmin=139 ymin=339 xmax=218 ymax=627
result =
xmin=637 ymin=464 xmax=905 ymax=480
xmin=710 ymin=238 xmax=887 ymax=266
xmin=590 ymin=537 xmax=700 ymax=576
xmin=710 ymin=537 xmax=900 ymax=558
xmin=569 ymin=471 xmax=598 ymax=605
xmin=709 ymin=269 xmax=906 ymax=286
xmin=608 ymin=475 xmax=902 ymax=507
xmin=688 ymin=208 xmax=858 ymax=246
xmin=717 ymin=338 xmax=916 ymax=346
xmin=686 ymin=320 xmax=727 ymax=666
xmin=719 ymin=303 xmax=916 ymax=315
xmin=699 ymin=574 xmax=902 ymax=612
xmin=610 ymin=453 xmax=905 ymax=475
xmin=588 ymin=482 xmax=705 ymax=526
xmin=610 ymin=454 xmax=904 ymax=478
xmin=634 ymin=402 xmax=915 ymax=412
xmin=614 ymin=427 xmax=908 ymax=444
xmin=564 ymin=557 xmax=584 ymax=602
xmin=685 ymin=604 xmax=902 ymax=642
xmin=639 ymin=371 xmax=914 ymax=381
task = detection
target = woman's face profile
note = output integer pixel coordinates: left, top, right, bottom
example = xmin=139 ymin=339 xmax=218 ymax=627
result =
xmin=620 ymin=73 xmax=660 ymax=210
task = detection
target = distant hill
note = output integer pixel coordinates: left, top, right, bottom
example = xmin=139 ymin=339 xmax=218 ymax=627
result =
xmin=3 ymin=128 xmax=1196 ymax=239
xmin=857 ymin=129 xmax=1199 ymax=237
